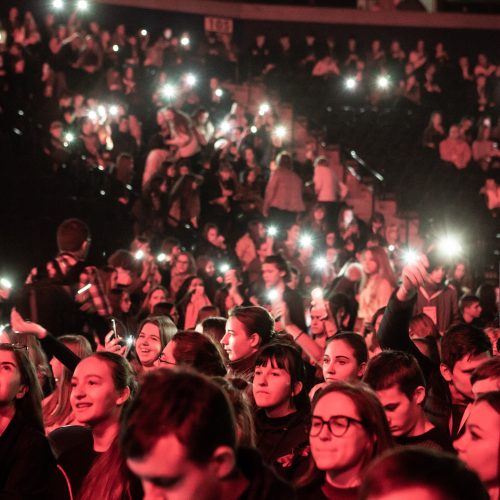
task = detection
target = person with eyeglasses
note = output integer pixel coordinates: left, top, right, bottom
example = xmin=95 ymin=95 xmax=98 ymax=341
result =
xmin=296 ymin=381 xmax=393 ymax=500
xmin=168 ymin=251 xmax=196 ymax=298
xmin=0 ymin=343 xmax=57 ymax=498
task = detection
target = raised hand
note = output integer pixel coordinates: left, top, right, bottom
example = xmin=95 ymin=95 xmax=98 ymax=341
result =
xmin=397 ymin=254 xmax=430 ymax=302
xmin=103 ymin=331 xmax=127 ymax=357
xmin=10 ymin=308 xmax=47 ymax=339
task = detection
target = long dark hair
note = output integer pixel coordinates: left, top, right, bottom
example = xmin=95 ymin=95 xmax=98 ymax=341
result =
xmin=78 ymin=352 xmax=138 ymax=500
xmin=0 ymin=344 xmax=43 ymax=432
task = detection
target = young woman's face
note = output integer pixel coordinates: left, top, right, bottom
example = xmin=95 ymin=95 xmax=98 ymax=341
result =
xmin=454 ymin=401 xmax=500 ymax=486
xmin=244 ymin=148 xmax=255 ymax=162
xmin=0 ymin=350 xmax=25 ymax=406
xmin=362 ymin=251 xmax=379 ymax=275
xmin=188 ymin=278 xmax=205 ymax=294
xmin=432 ymin=113 xmax=442 ymax=127
xmin=454 ymin=263 xmax=465 ymax=281
xmin=326 ymin=248 xmax=337 ymax=264
xmin=343 ymin=210 xmax=354 ymax=226
xmin=70 ymin=357 xmax=126 ymax=426
xmin=207 ymin=228 xmax=219 ymax=245
xmin=314 ymin=207 xmax=325 ymax=222
xmin=149 ymin=289 xmax=167 ymax=309
xmin=136 ymin=323 xmax=162 ymax=367
xmin=310 ymin=308 xmax=326 ymax=336
xmin=326 ymin=232 xmax=336 ymax=247
xmin=166 ymin=165 xmax=176 ymax=178
xmin=82 ymin=120 xmax=93 ymax=135
xmin=323 ymin=339 xmax=364 ymax=383
xmin=310 ymin=392 xmax=371 ymax=475
xmin=120 ymin=293 xmax=132 ymax=314
xmin=221 ymin=316 xmax=257 ymax=362
xmin=253 ymin=359 xmax=297 ymax=417
xmin=429 ymin=266 xmax=445 ymax=285
xmin=205 ymin=260 xmax=215 ymax=276
xmin=168 ymin=306 xmax=179 ymax=326
xmin=174 ymin=255 xmax=190 ymax=273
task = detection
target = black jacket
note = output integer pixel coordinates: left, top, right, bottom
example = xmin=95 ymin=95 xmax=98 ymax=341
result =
xmin=377 ymin=292 xmax=452 ymax=431
xmin=237 ymin=447 xmax=296 ymax=500
xmin=254 ymin=408 xmax=310 ymax=483
xmin=0 ymin=412 xmax=56 ymax=500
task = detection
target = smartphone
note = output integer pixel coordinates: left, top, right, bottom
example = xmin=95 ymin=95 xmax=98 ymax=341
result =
xmin=110 ymin=318 xmax=127 ymax=348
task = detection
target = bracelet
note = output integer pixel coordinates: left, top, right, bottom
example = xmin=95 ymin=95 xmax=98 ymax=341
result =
xmin=294 ymin=331 xmax=305 ymax=342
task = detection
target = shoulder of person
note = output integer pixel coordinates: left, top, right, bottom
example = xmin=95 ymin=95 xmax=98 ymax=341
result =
xmin=47 ymin=425 xmax=94 ymax=460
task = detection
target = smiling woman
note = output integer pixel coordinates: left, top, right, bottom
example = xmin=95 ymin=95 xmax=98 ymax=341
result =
xmin=133 ymin=315 xmax=177 ymax=373
xmin=49 ymin=352 xmax=140 ymax=499
xmin=296 ymin=381 xmax=393 ymax=500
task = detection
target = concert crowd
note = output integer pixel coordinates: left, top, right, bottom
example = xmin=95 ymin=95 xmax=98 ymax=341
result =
xmin=0 ymin=2 xmax=499 ymax=500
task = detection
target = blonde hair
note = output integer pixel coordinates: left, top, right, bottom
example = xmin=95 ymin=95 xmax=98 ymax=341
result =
xmin=360 ymin=247 xmax=396 ymax=290
xmin=43 ymin=335 xmax=92 ymax=430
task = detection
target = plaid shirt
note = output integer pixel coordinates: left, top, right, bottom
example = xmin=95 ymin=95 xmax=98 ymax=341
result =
xmin=26 ymin=254 xmax=112 ymax=317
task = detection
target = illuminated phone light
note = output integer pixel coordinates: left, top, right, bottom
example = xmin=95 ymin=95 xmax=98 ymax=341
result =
xmin=77 ymin=283 xmax=92 ymax=294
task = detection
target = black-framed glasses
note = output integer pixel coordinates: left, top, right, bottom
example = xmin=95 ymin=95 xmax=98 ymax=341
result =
xmin=1 ymin=343 xmax=28 ymax=351
xmin=310 ymin=415 xmax=364 ymax=437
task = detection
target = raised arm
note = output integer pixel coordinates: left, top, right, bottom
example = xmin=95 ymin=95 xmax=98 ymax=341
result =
xmin=377 ymin=256 xmax=435 ymax=376
xmin=276 ymin=300 xmax=323 ymax=365
xmin=10 ymin=309 xmax=81 ymax=373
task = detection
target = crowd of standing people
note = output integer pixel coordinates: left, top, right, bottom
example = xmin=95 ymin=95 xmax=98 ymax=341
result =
xmin=0 ymin=3 xmax=499 ymax=500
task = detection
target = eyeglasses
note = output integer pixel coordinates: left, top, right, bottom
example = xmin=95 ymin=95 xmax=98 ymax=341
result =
xmin=0 ymin=343 xmax=29 ymax=354
xmin=310 ymin=415 xmax=364 ymax=437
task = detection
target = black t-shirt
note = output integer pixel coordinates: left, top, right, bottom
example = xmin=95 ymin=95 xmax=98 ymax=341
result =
xmin=48 ymin=426 xmax=98 ymax=498
xmin=297 ymin=477 xmax=359 ymax=500
xmin=0 ymin=413 xmax=56 ymax=499
xmin=237 ymin=447 xmax=295 ymax=500
xmin=48 ymin=425 xmax=143 ymax=499
xmin=254 ymin=408 xmax=310 ymax=482
xmin=395 ymin=425 xmax=454 ymax=452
